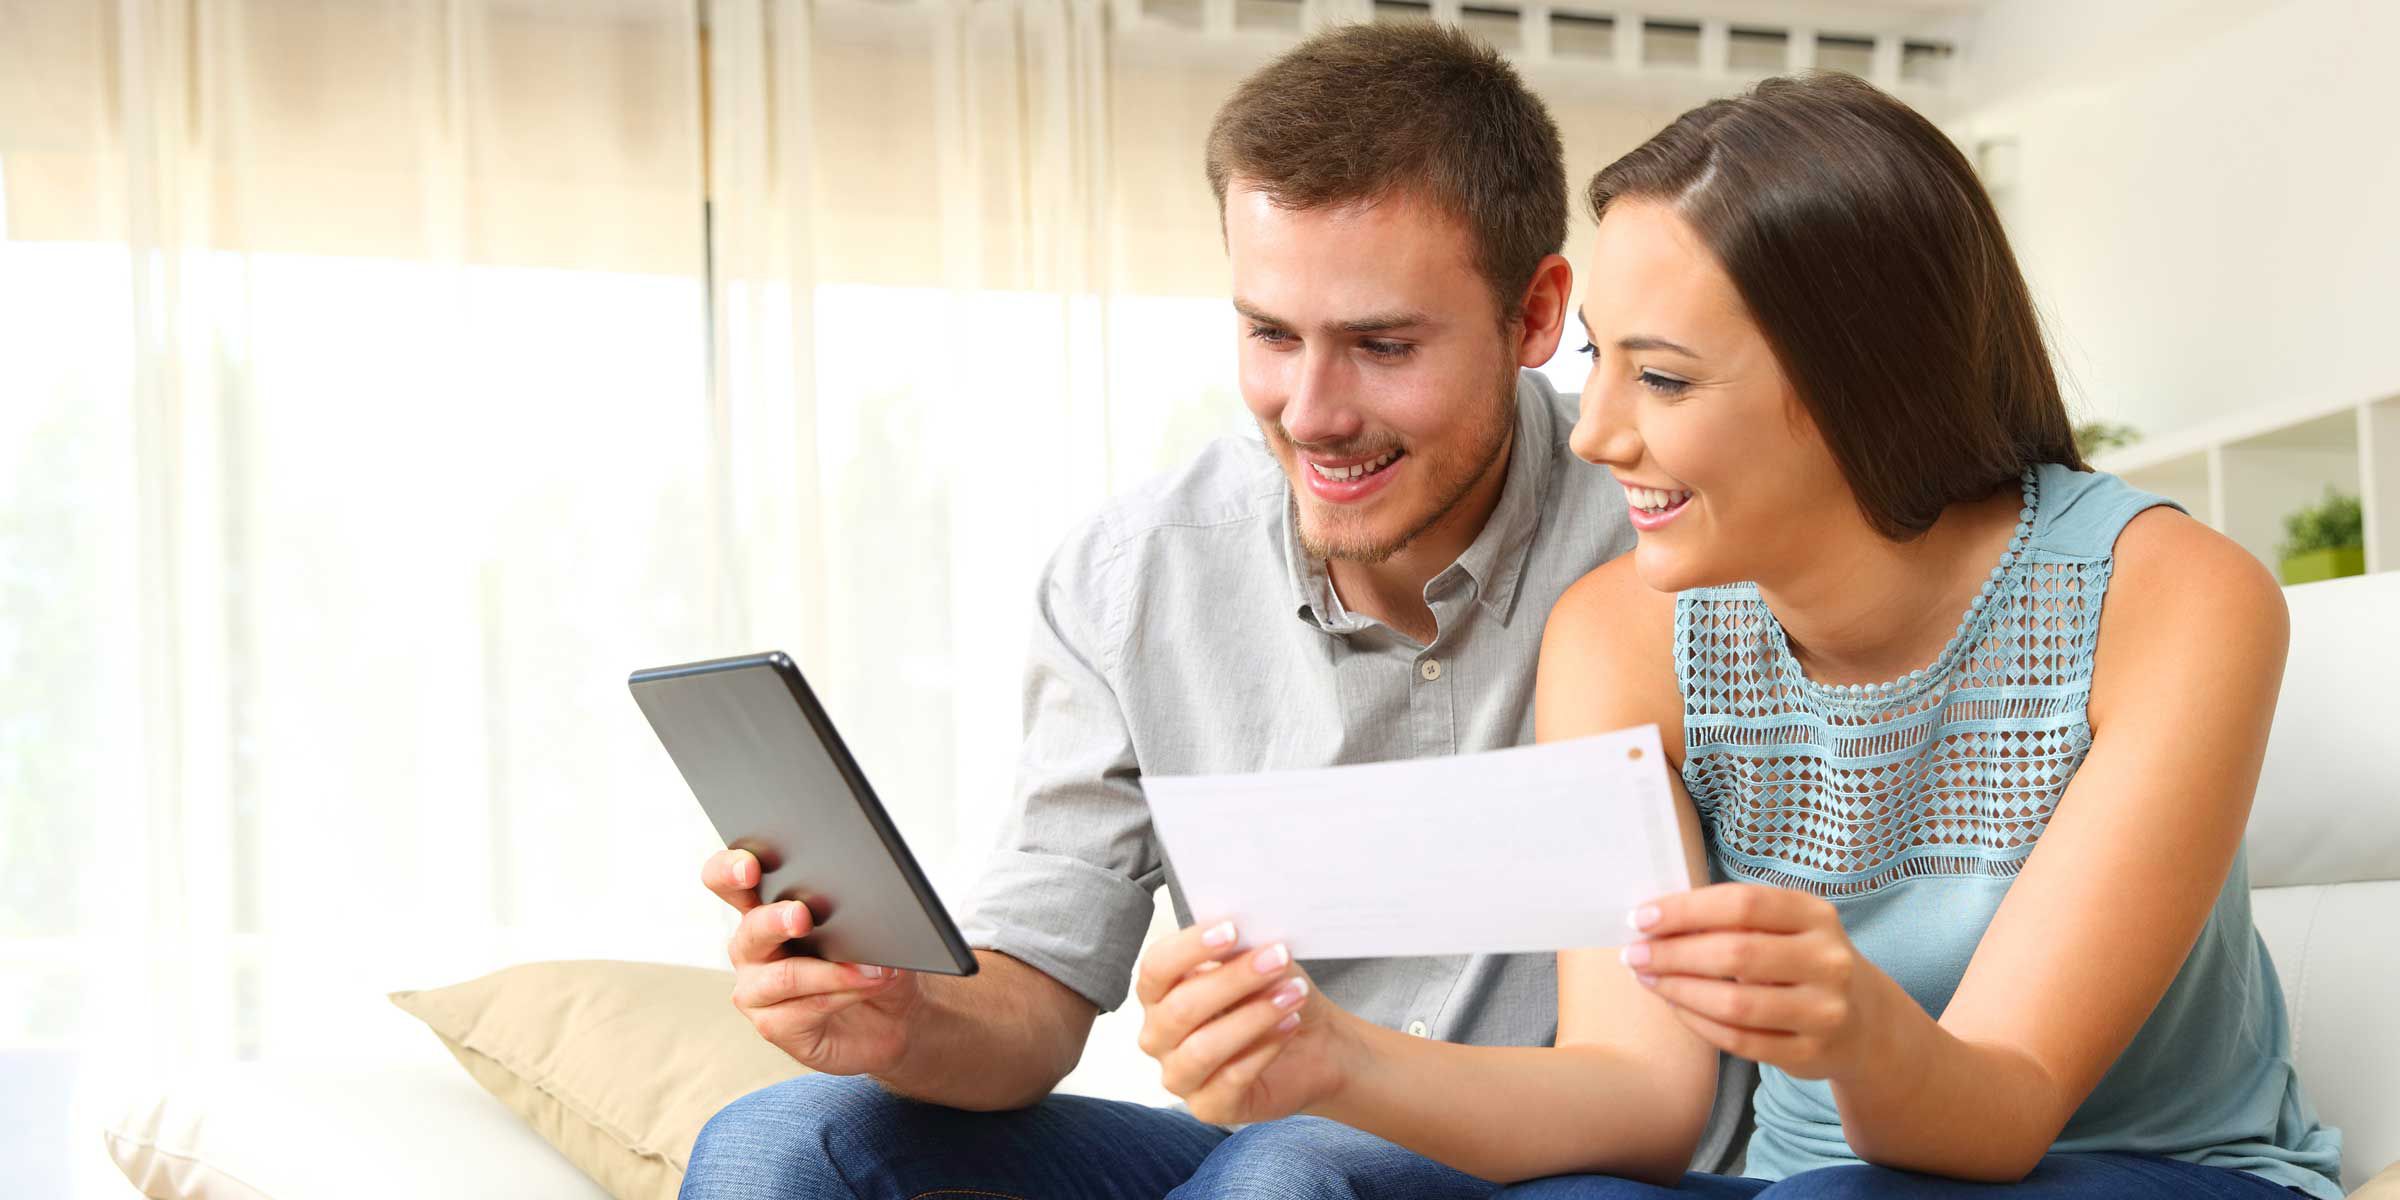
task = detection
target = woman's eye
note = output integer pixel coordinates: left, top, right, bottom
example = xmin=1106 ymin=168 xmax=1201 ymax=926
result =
xmin=1637 ymin=369 xmax=1691 ymax=397
xmin=1577 ymin=341 xmax=1598 ymax=359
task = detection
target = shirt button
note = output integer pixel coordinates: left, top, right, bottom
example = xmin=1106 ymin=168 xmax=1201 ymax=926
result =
xmin=1407 ymin=1020 xmax=1430 ymax=1038
xmin=1418 ymin=659 xmax=1442 ymax=682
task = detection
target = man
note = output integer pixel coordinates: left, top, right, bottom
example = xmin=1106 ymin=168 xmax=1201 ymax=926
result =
xmin=681 ymin=23 xmax=1745 ymax=1199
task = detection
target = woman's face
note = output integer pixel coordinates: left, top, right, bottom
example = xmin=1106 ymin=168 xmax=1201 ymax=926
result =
xmin=1569 ymin=200 xmax=1856 ymax=592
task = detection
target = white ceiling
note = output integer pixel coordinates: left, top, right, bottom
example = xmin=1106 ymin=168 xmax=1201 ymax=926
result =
xmin=1622 ymin=0 xmax=1989 ymax=39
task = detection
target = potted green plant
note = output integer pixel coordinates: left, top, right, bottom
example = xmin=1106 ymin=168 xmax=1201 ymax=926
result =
xmin=2073 ymin=419 xmax=2142 ymax=460
xmin=2276 ymin=487 xmax=2366 ymax=585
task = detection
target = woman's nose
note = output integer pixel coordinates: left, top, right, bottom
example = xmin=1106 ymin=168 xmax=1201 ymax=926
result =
xmin=1568 ymin=384 xmax=1641 ymax=470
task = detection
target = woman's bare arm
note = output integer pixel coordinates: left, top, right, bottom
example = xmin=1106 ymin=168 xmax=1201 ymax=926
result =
xmin=1820 ymin=510 xmax=2290 ymax=1178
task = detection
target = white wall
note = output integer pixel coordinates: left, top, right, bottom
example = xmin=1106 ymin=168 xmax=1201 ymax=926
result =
xmin=1954 ymin=0 xmax=2400 ymax=442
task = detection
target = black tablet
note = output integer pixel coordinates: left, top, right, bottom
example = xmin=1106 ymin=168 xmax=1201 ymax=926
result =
xmin=629 ymin=652 xmax=978 ymax=976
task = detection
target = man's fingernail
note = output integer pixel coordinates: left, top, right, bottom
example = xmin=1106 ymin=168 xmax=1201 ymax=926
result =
xmin=1252 ymin=943 xmax=1290 ymax=973
xmin=858 ymin=964 xmax=890 ymax=980
xmin=782 ymin=904 xmax=802 ymax=935
xmin=1628 ymin=905 xmax=1661 ymax=931
xmin=1203 ymin=921 xmax=1236 ymax=948
xmin=1620 ymin=942 xmax=1651 ymax=968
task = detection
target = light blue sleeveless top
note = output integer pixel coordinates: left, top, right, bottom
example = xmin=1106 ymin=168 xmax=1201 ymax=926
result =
xmin=1674 ymin=463 xmax=2344 ymax=1197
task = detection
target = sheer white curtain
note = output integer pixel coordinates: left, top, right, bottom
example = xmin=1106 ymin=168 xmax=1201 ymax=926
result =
xmin=3 ymin=0 xmax=727 ymax=1103
xmin=2 ymin=0 xmax=1259 ymax=1166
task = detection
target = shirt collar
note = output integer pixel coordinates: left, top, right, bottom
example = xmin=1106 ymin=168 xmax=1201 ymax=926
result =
xmin=1283 ymin=370 xmax=1560 ymax=633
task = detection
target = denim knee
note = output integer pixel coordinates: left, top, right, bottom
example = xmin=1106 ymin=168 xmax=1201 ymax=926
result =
xmin=1756 ymin=1164 xmax=1916 ymax=1200
xmin=681 ymin=1074 xmax=894 ymax=1200
xmin=1178 ymin=1115 xmax=1497 ymax=1200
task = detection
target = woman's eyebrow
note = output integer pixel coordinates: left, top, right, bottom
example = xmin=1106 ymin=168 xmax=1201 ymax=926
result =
xmin=1578 ymin=308 xmax=1698 ymax=357
xmin=1618 ymin=334 xmax=1700 ymax=357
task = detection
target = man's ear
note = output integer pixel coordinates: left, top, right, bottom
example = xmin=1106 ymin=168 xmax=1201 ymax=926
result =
xmin=1512 ymin=253 xmax=1576 ymax=368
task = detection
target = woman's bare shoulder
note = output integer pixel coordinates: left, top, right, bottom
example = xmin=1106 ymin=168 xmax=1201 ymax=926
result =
xmin=1538 ymin=554 xmax=1683 ymax=744
xmin=1549 ymin=555 xmax=1677 ymax=650
xmin=2090 ymin=505 xmax=2288 ymax=724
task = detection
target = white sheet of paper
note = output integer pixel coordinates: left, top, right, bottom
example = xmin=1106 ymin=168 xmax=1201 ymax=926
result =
xmin=1143 ymin=726 xmax=1693 ymax=960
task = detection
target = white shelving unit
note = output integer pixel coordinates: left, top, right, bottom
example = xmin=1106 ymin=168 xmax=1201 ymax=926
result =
xmin=2093 ymin=392 xmax=2400 ymax=579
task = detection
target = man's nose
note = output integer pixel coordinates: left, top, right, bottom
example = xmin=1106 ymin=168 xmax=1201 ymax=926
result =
xmin=1280 ymin=348 xmax=1363 ymax=449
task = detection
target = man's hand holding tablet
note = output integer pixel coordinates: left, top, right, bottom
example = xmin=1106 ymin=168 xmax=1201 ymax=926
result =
xmin=634 ymin=652 xmax=977 ymax=1080
xmin=700 ymin=846 xmax=924 ymax=1076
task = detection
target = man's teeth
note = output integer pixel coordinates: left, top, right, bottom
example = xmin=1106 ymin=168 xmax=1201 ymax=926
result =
xmin=1624 ymin=485 xmax=1693 ymax=513
xmin=1309 ymin=449 xmax=1400 ymax=482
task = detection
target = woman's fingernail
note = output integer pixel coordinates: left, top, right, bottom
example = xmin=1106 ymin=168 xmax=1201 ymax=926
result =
xmin=1203 ymin=921 xmax=1237 ymax=948
xmin=1252 ymin=943 xmax=1290 ymax=973
xmin=1628 ymin=905 xmax=1661 ymax=931
xmin=1636 ymin=972 xmax=1658 ymax=987
xmin=1276 ymin=1012 xmax=1302 ymax=1033
xmin=1272 ymin=978 xmax=1309 ymax=1009
xmin=1620 ymin=942 xmax=1651 ymax=968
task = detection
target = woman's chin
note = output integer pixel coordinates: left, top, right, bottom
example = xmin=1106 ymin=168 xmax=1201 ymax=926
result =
xmin=1632 ymin=541 xmax=1720 ymax=594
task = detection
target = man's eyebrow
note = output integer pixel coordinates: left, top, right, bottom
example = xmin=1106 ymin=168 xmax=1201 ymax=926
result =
xmin=1230 ymin=298 xmax=1431 ymax=335
xmin=1338 ymin=311 xmax=1431 ymax=334
xmin=1232 ymin=298 xmax=1281 ymax=326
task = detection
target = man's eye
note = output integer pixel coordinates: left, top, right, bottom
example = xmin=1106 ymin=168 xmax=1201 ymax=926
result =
xmin=1637 ymin=369 xmax=1691 ymax=397
xmin=1361 ymin=340 xmax=1413 ymax=359
xmin=1248 ymin=325 xmax=1293 ymax=345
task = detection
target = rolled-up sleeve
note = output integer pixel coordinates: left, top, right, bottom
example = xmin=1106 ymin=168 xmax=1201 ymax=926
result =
xmin=958 ymin=516 xmax=1161 ymax=1013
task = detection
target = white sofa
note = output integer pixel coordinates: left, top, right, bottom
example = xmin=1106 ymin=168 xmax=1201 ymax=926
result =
xmin=2246 ymin=570 xmax=2400 ymax=1191
xmin=103 ymin=575 xmax=2400 ymax=1199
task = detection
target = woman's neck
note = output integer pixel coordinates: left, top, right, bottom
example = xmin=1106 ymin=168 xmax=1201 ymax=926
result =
xmin=1755 ymin=482 xmax=2027 ymax=687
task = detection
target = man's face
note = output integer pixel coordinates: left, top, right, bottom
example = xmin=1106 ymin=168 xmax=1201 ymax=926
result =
xmin=1225 ymin=181 xmax=1521 ymax=566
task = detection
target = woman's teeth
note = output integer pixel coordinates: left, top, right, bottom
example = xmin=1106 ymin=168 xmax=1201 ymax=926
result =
xmin=1624 ymin=485 xmax=1693 ymax=513
xmin=1310 ymin=449 xmax=1400 ymax=482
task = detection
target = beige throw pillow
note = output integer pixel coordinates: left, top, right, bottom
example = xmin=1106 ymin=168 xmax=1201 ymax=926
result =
xmin=390 ymin=960 xmax=808 ymax=1200
xmin=2356 ymin=1161 xmax=2400 ymax=1199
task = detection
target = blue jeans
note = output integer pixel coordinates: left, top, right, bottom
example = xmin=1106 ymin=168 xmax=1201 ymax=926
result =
xmin=679 ymin=1073 xmax=1500 ymax=1200
xmin=1497 ymin=1154 xmax=2310 ymax=1198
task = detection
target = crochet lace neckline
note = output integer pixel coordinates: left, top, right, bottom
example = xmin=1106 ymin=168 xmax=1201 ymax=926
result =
xmin=1759 ymin=467 xmax=2041 ymax=710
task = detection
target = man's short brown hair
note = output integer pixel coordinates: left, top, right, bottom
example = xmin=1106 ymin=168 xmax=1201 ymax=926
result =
xmin=1205 ymin=23 xmax=1567 ymax=323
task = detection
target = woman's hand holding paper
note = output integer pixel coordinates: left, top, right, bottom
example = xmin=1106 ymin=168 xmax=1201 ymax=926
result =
xmin=1621 ymin=882 xmax=1918 ymax=1084
xmin=1134 ymin=918 xmax=1356 ymax=1126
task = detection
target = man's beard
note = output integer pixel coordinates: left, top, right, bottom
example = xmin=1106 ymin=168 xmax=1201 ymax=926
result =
xmin=1278 ymin=367 xmax=1519 ymax=567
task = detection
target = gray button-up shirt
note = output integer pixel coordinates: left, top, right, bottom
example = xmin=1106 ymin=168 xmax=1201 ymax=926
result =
xmin=962 ymin=369 xmax=1750 ymax=1167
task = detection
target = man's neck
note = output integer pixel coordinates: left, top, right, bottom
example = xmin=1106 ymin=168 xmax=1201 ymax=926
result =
xmin=1325 ymin=432 xmax=1515 ymax=645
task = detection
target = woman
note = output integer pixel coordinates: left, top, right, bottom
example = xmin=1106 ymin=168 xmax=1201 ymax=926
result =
xmin=1131 ymin=73 xmax=2344 ymax=1197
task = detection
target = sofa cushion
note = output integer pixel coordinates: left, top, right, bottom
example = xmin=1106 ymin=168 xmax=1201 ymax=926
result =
xmin=2246 ymin=573 xmax=2400 ymax=890
xmin=102 ymin=1049 xmax=611 ymax=1200
xmin=389 ymin=959 xmax=807 ymax=1200
xmin=2253 ymin=882 xmax=2400 ymax=1191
